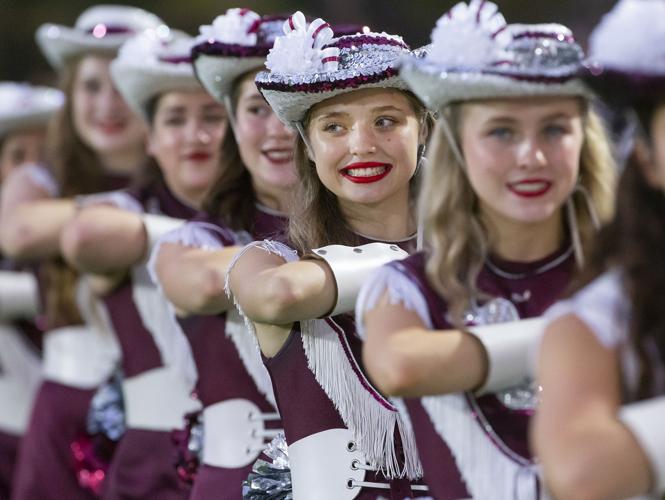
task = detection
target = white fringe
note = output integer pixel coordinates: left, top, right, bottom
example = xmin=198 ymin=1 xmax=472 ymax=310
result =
xmin=224 ymin=307 xmax=277 ymax=409
xmin=421 ymin=394 xmax=538 ymax=500
xmin=225 ymin=241 xmax=422 ymax=479
xmin=301 ymin=317 xmax=422 ymax=480
xmin=355 ymin=265 xmax=433 ymax=340
xmin=20 ymin=163 xmax=60 ymax=197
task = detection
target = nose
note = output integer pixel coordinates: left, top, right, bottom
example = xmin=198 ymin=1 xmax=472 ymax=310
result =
xmin=266 ymin=112 xmax=294 ymax=139
xmin=516 ymin=136 xmax=546 ymax=170
xmin=185 ymin=119 xmax=211 ymax=144
xmin=349 ymin=123 xmax=377 ymax=157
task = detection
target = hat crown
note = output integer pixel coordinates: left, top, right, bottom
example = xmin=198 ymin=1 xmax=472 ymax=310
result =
xmin=588 ymin=0 xmax=665 ymax=76
xmin=424 ymin=1 xmax=583 ymax=80
xmin=117 ymin=29 xmax=195 ymax=66
xmin=74 ymin=5 xmax=164 ymax=34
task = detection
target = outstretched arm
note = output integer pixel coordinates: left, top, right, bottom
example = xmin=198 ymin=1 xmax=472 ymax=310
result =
xmin=532 ymin=314 xmax=652 ymax=500
xmin=0 ymin=167 xmax=74 ymax=259
xmin=362 ymin=292 xmax=488 ymax=397
xmin=154 ymin=242 xmax=242 ymax=315
xmin=227 ymin=245 xmax=336 ymax=325
xmin=61 ymin=205 xmax=148 ymax=274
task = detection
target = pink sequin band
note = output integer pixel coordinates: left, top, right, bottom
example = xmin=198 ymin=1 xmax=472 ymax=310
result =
xmin=512 ymin=31 xmax=575 ymax=43
xmin=159 ymin=55 xmax=192 ymax=64
xmin=191 ymin=40 xmax=270 ymax=59
xmin=86 ymin=24 xmax=134 ymax=36
xmin=333 ymin=34 xmax=408 ymax=50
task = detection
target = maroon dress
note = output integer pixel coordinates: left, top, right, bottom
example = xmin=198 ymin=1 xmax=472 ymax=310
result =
xmin=0 ymin=260 xmax=42 ymax=500
xmin=12 ymin=174 xmax=131 ymax=500
xmin=100 ymin=180 xmax=198 ymax=500
xmin=258 ymin=236 xmax=424 ymax=499
xmin=378 ymin=246 xmax=574 ymax=499
xmin=172 ymin=206 xmax=287 ymax=500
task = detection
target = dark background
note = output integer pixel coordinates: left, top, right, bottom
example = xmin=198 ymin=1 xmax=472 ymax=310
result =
xmin=2 ymin=0 xmax=618 ymax=85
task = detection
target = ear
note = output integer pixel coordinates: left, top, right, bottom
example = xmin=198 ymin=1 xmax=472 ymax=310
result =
xmin=634 ymin=138 xmax=662 ymax=189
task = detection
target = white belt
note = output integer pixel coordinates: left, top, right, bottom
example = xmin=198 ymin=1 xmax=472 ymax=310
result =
xmin=0 ymin=376 xmax=37 ymax=435
xmin=289 ymin=428 xmax=427 ymax=499
xmin=43 ymin=326 xmax=118 ymax=389
xmin=123 ymin=366 xmax=201 ymax=431
xmin=202 ymin=399 xmax=281 ymax=468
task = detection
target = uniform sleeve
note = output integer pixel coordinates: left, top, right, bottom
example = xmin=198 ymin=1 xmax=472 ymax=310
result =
xmin=545 ymin=270 xmax=630 ymax=349
xmin=355 ymin=263 xmax=434 ymax=340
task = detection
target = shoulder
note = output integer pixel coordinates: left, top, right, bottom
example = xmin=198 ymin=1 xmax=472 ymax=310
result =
xmin=546 ymin=270 xmax=629 ymax=349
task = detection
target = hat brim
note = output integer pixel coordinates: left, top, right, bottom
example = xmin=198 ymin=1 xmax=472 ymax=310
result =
xmin=401 ymin=58 xmax=591 ymax=111
xmin=193 ymin=52 xmax=265 ymax=106
xmin=0 ymin=111 xmax=58 ymax=138
xmin=258 ymin=71 xmax=409 ymax=127
xmin=36 ymin=23 xmax=131 ymax=69
xmin=110 ymin=60 xmax=201 ymax=122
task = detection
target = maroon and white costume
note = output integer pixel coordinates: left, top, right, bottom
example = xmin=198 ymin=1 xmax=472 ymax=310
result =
xmin=229 ymin=235 xmax=427 ymax=499
xmin=150 ymin=205 xmax=286 ymax=499
xmin=0 ymin=82 xmax=62 ymax=500
xmin=357 ymin=248 xmax=574 ymax=498
xmin=355 ymin=2 xmax=592 ymax=498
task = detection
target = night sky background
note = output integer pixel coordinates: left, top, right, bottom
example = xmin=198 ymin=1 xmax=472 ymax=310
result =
xmin=2 ymin=0 xmax=619 ymax=85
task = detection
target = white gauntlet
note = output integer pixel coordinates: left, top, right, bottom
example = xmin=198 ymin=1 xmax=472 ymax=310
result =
xmin=308 ymin=242 xmax=408 ymax=316
xmin=620 ymin=396 xmax=665 ymax=493
xmin=467 ymin=317 xmax=546 ymax=394
xmin=142 ymin=214 xmax=185 ymax=253
xmin=0 ymin=271 xmax=39 ymax=320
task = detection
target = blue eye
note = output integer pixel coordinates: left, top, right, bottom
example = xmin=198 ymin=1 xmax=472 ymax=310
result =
xmin=323 ymin=123 xmax=344 ymax=133
xmin=544 ymin=124 xmax=566 ymax=137
xmin=489 ymin=127 xmax=513 ymax=140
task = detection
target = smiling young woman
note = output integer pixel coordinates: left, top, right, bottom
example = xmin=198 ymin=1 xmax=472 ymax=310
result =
xmin=356 ymin=2 xmax=616 ymax=498
xmin=225 ymin=12 xmax=434 ymax=498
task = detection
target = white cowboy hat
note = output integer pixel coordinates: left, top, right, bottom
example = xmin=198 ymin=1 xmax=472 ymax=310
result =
xmin=0 ymin=82 xmax=64 ymax=138
xmin=110 ymin=29 xmax=201 ymax=122
xmin=255 ymin=11 xmax=413 ymax=128
xmin=400 ymin=0 xmax=589 ymax=112
xmin=35 ymin=4 xmax=165 ymax=69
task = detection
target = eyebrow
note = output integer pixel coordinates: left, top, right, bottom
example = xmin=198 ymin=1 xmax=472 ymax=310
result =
xmin=316 ymin=104 xmax=407 ymax=121
xmin=484 ymin=111 xmax=574 ymax=125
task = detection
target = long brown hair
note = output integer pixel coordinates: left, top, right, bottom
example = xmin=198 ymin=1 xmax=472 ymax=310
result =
xmin=203 ymin=72 xmax=257 ymax=232
xmin=421 ymin=100 xmax=617 ymax=327
xmin=576 ymin=107 xmax=665 ymax=399
xmin=288 ymin=90 xmax=433 ymax=254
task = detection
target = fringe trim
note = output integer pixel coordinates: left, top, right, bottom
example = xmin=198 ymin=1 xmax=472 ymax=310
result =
xmin=421 ymin=394 xmax=539 ymax=499
xmin=301 ymin=317 xmax=423 ymax=480
xmin=131 ymin=264 xmax=198 ymax=388
xmin=355 ymin=265 xmax=433 ymax=340
xmin=224 ymin=307 xmax=277 ymax=409
xmin=0 ymin=324 xmax=41 ymax=388
xmin=20 ymin=163 xmax=59 ymax=197
xmin=225 ymin=241 xmax=422 ymax=479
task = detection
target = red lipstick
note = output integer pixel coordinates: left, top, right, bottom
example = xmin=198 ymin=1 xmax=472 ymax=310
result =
xmin=340 ymin=162 xmax=392 ymax=184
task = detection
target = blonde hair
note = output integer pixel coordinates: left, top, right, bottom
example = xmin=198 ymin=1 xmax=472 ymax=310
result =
xmin=420 ymin=100 xmax=616 ymax=327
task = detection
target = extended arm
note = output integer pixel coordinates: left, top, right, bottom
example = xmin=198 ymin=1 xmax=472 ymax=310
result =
xmin=532 ymin=314 xmax=652 ymax=500
xmin=0 ymin=168 xmax=74 ymax=259
xmin=154 ymin=242 xmax=242 ymax=315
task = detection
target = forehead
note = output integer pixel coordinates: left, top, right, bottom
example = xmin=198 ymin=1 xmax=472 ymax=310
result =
xmin=310 ymin=87 xmax=413 ymax=118
xmin=462 ymin=96 xmax=583 ymax=122
xmin=76 ymin=54 xmax=113 ymax=78
xmin=156 ymin=89 xmax=219 ymax=111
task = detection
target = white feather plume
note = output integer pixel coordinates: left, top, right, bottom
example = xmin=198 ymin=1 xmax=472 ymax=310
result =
xmin=197 ymin=8 xmax=261 ymax=46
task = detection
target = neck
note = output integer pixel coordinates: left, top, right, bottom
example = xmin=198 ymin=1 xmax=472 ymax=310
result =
xmin=254 ymin=184 xmax=291 ymax=214
xmin=169 ymin=184 xmax=206 ymax=211
xmin=99 ymin=146 xmax=145 ymax=178
xmin=340 ymin=188 xmax=415 ymax=241
xmin=486 ymin=210 xmax=565 ymax=262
